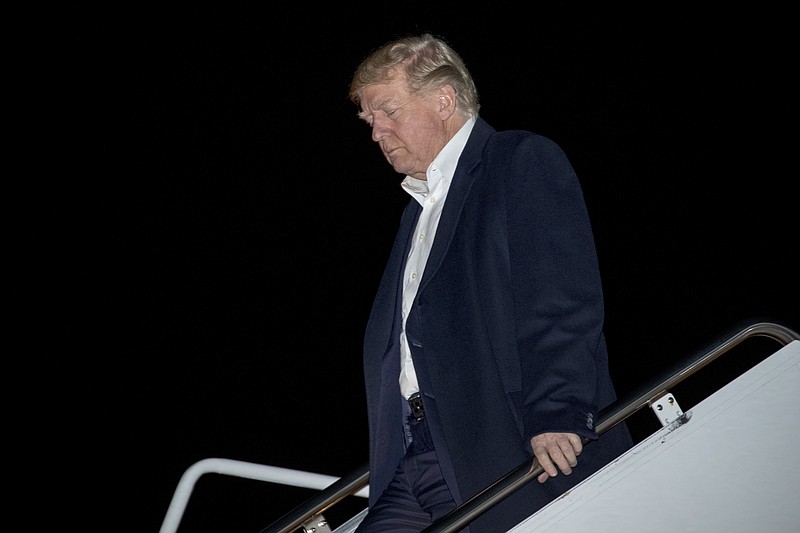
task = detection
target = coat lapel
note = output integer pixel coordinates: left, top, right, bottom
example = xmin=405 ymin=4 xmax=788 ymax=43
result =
xmin=417 ymin=118 xmax=495 ymax=295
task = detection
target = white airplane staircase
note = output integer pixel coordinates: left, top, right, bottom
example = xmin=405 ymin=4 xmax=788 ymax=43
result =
xmin=160 ymin=318 xmax=800 ymax=533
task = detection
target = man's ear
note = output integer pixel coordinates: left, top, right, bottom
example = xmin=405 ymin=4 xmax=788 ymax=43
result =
xmin=437 ymin=85 xmax=457 ymax=118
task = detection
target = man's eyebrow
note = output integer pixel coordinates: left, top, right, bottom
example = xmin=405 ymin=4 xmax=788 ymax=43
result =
xmin=370 ymin=98 xmax=395 ymax=112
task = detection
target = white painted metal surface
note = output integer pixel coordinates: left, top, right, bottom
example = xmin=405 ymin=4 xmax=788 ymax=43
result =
xmin=511 ymin=340 xmax=800 ymax=533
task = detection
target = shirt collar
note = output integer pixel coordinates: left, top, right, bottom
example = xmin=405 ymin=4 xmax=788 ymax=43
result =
xmin=401 ymin=116 xmax=477 ymax=202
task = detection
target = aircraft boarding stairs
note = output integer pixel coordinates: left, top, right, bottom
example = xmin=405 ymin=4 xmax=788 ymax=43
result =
xmin=160 ymin=319 xmax=800 ymax=532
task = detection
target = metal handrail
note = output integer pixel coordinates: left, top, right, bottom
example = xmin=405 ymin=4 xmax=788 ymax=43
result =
xmin=260 ymin=463 xmax=370 ymax=533
xmin=159 ymin=459 xmax=369 ymax=533
xmin=260 ymin=318 xmax=799 ymax=533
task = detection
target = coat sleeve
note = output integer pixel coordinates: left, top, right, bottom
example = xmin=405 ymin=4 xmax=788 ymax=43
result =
xmin=503 ymin=132 xmax=605 ymax=442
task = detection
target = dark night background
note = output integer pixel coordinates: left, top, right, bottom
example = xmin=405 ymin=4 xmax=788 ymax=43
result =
xmin=48 ymin=5 xmax=796 ymax=532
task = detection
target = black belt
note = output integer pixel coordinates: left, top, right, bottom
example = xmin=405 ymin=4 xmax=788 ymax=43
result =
xmin=408 ymin=392 xmax=425 ymax=421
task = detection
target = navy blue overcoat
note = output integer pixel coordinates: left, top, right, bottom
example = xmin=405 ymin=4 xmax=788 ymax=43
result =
xmin=362 ymin=117 xmax=633 ymax=532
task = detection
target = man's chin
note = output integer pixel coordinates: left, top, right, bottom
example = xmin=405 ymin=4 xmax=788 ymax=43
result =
xmin=389 ymin=162 xmax=408 ymax=175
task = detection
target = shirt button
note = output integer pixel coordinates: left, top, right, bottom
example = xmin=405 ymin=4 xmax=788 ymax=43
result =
xmin=411 ymin=272 xmax=418 ymax=280
xmin=418 ymin=232 xmax=425 ymax=241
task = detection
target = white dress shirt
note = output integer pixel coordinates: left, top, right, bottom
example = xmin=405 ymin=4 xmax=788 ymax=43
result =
xmin=398 ymin=117 xmax=476 ymax=399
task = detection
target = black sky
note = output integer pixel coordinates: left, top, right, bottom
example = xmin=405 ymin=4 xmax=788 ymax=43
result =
xmin=48 ymin=5 xmax=797 ymax=532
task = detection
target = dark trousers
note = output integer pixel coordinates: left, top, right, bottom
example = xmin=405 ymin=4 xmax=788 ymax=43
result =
xmin=354 ymin=412 xmax=463 ymax=532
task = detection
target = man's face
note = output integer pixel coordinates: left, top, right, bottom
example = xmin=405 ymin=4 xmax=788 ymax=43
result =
xmin=357 ymin=70 xmax=450 ymax=181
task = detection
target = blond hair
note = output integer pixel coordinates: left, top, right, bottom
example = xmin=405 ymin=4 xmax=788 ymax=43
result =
xmin=349 ymin=33 xmax=480 ymax=118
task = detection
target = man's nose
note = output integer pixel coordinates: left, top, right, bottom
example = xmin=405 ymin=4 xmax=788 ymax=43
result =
xmin=371 ymin=119 xmax=388 ymax=142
